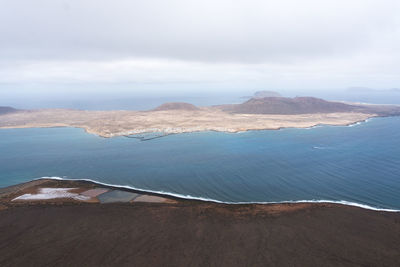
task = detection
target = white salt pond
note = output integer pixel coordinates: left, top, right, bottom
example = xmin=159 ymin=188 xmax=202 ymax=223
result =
xmin=12 ymin=188 xmax=90 ymax=201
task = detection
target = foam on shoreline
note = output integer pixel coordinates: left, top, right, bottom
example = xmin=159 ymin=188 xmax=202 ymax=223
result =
xmin=301 ymin=117 xmax=373 ymax=130
xmin=37 ymin=176 xmax=400 ymax=213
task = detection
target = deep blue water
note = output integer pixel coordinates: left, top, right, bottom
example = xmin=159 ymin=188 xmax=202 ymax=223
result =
xmin=0 ymin=117 xmax=399 ymax=210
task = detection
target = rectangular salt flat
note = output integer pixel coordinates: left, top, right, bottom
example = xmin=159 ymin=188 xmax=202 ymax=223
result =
xmin=97 ymin=190 xmax=139 ymax=203
xmin=12 ymin=188 xmax=90 ymax=201
xmin=133 ymin=195 xmax=168 ymax=203
xmin=81 ymin=188 xmax=109 ymax=197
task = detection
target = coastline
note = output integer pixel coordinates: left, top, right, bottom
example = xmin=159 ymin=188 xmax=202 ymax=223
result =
xmin=2 ymin=177 xmax=398 ymax=212
xmin=41 ymin=177 xmax=400 ymax=212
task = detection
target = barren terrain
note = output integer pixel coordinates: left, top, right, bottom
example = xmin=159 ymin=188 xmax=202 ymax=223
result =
xmin=0 ymin=108 xmax=375 ymax=137
xmin=0 ymin=179 xmax=399 ymax=267
xmin=2 ymin=96 xmax=400 ymax=137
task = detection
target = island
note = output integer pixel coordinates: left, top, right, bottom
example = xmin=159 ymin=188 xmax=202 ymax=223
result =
xmin=1 ymin=96 xmax=399 ymax=137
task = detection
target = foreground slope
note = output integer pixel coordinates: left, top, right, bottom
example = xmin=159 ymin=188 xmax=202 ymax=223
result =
xmin=0 ymin=179 xmax=399 ymax=267
xmin=0 ymin=180 xmax=400 ymax=267
xmin=2 ymin=203 xmax=400 ymax=267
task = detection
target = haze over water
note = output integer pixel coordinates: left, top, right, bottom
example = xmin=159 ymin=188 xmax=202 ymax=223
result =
xmin=2 ymin=89 xmax=399 ymax=110
xmin=1 ymin=116 xmax=399 ymax=210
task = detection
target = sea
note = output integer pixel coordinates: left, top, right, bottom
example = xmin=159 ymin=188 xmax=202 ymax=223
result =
xmin=0 ymin=116 xmax=399 ymax=211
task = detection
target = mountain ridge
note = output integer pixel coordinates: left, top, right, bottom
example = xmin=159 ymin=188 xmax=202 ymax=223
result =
xmin=217 ymin=96 xmax=400 ymax=115
xmin=0 ymin=107 xmax=19 ymax=115
xmin=153 ymin=102 xmax=199 ymax=111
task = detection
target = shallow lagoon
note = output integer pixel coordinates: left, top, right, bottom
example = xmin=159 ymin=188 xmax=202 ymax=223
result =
xmin=1 ymin=117 xmax=399 ymax=209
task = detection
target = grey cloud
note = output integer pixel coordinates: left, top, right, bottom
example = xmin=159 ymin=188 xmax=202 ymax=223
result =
xmin=0 ymin=0 xmax=400 ymax=95
xmin=1 ymin=0 xmax=399 ymax=63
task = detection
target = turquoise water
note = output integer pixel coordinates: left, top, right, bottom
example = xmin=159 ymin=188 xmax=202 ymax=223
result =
xmin=0 ymin=117 xmax=400 ymax=210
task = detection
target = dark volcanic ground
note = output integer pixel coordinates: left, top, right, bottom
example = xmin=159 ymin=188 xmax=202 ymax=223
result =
xmin=0 ymin=202 xmax=399 ymax=267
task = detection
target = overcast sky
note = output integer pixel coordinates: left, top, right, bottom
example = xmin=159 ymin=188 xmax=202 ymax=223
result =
xmin=1 ymin=0 xmax=400 ymax=97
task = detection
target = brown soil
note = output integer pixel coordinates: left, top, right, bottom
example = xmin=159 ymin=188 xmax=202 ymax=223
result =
xmin=0 ymin=201 xmax=399 ymax=267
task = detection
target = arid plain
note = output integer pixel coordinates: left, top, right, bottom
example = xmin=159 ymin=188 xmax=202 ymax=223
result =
xmin=0 ymin=107 xmax=375 ymax=137
xmin=2 ymin=96 xmax=400 ymax=137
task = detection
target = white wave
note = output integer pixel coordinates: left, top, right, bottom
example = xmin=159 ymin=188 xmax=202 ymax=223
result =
xmin=302 ymin=118 xmax=373 ymax=130
xmin=347 ymin=121 xmax=363 ymax=127
xmin=37 ymin=177 xmax=400 ymax=212
xmin=303 ymin=124 xmax=323 ymax=130
xmin=347 ymin=118 xmax=374 ymax=127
